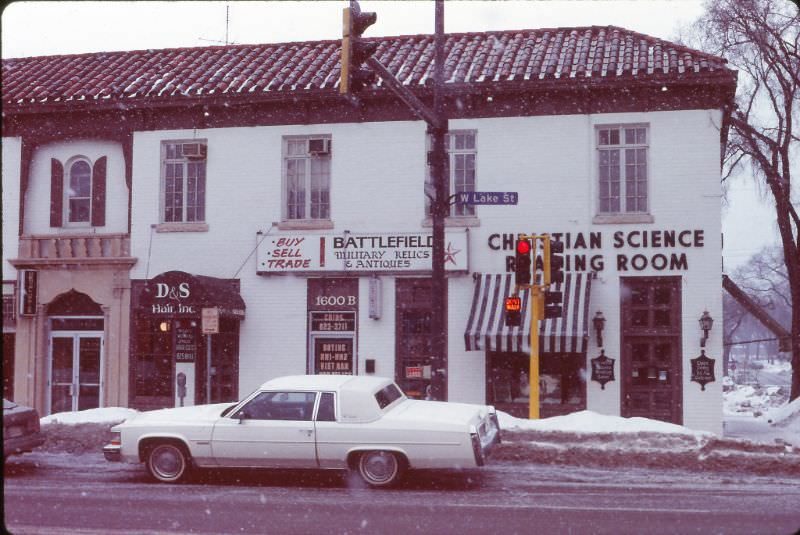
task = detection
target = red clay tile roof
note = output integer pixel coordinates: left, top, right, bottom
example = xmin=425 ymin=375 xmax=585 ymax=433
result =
xmin=2 ymin=26 xmax=732 ymax=110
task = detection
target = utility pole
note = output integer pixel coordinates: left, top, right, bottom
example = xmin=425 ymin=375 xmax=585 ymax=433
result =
xmin=340 ymin=0 xmax=449 ymax=400
xmin=428 ymin=0 xmax=449 ymax=401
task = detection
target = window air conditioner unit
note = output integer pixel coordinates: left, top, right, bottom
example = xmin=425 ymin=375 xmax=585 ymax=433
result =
xmin=308 ymin=138 xmax=331 ymax=155
xmin=181 ymin=142 xmax=207 ymax=160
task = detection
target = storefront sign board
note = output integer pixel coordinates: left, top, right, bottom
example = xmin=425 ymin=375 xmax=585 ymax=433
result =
xmin=258 ymin=231 xmax=468 ymax=274
xmin=311 ymin=312 xmax=356 ymax=332
xmin=18 ymin=270 xmax=38 ymax=316
xmin=314 ymin=338 xmax=354 ymax=375
xmin=175 ymin=326 xmax=197 ymax=362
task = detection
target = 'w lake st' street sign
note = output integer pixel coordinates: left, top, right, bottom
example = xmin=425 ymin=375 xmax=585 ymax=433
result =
xmin=455 ymin=191 xmax=518 ymax=205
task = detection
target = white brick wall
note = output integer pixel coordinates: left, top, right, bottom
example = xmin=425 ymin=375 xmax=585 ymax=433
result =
xmin=116 ymin=108 xmax=724 ymax=433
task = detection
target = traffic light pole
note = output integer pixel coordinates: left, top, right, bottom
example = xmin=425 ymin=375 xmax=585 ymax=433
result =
xmin=515 ymin=233 xmax=559 ymax=419
xmin=529 ymin=285 xmax=542 ymax=419
xmin=341 ymin=0 xmax=448 ymax=400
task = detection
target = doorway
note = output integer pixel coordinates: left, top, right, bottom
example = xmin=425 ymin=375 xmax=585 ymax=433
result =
xmin=48 ymin=328 xmax=104 ymax=414
xmin=620 ymin=277 xmax=682 ymax=424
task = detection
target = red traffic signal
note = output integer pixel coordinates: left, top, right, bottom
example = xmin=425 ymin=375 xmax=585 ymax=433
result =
xmin=515 ymin=239 xmax=532 ymax=286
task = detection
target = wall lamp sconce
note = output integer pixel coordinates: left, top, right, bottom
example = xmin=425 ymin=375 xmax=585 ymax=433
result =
xmin=592 ymin=311 xmax=606 ymax=348
xmin=699 ymin=310 xmax=714 ymax=347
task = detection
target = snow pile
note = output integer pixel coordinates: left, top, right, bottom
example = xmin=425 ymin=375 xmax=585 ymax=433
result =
xmin=41 ymin=406 xmax=138 ymax=425
xmin=723 ymin=384 xmax=787 ymax=417
xmin=767 ymin=397 xmax=800 ymax=428
xmin=498 ymin=410 xmax=708 ymax=437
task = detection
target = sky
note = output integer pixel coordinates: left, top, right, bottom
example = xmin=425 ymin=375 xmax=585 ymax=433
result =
xmin=0 ymin=0 xmax=781 ymax=269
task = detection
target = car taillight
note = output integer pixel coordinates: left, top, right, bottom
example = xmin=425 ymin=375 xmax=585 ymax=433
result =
xmin=470 ymin=432 xmax=484 ymax=466
xmin=110 ymin=431 xmax=121 ymax=446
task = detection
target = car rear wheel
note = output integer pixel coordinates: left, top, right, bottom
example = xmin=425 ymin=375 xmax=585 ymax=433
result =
xmin=146 ymin=442 xmax=190 ymax=483
xmin=357 ymin=450 xmax=403 ymax=487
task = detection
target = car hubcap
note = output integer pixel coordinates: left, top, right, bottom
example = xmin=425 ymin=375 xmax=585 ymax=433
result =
xmin=151 ymin=446 xmax=183 ymax=479
xmin=362 ymin=452 xmax=397 ymax=483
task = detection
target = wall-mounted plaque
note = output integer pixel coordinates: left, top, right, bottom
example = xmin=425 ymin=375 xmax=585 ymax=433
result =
xmin=591 ymin=350 xmax=616 ymax=390
xmin=691 ymin=350 xmax=716 ymax=391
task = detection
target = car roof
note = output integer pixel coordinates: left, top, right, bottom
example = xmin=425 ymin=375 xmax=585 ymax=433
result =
xmin=258 ymin=375 xmax=391 ymax=393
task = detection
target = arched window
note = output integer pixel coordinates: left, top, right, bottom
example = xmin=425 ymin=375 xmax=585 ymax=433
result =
xmin=67 ymin=159 xmax=92 ymax=223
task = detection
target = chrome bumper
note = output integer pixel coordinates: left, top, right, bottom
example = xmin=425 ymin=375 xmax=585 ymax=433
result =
xmin=103 ymin=444 xmax=121 ymax=462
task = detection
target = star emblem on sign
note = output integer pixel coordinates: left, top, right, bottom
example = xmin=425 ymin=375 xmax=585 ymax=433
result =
xmin=443 ymin=241 xmax=461 ymax=265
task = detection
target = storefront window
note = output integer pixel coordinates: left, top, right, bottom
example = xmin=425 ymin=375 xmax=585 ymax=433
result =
xmin=488 ymin=351 xmax=586 ymax=418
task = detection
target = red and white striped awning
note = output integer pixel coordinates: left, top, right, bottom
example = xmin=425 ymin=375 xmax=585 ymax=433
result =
xmin=464 ymin=273 xmax=592 ymax=354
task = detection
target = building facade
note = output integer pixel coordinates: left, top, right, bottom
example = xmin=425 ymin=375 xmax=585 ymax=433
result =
xmin=1 ymin=27 xmax=736 ymax=433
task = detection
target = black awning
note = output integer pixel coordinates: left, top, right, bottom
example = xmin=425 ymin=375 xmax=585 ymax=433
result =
xmin=464 ymin=273 xmax=592 ymax=354
xmin=137 ymin=271 xmax=245 ymax=318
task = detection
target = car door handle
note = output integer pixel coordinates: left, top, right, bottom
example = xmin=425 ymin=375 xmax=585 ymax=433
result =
xmin=301 ymin=429 xmax=313 ymax=437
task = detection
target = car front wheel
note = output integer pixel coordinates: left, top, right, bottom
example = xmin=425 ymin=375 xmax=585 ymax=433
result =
xmin=146 ymin=442 xmax=191 ymax=483
xmin=357 ymin=450 xmax=403 ymax=487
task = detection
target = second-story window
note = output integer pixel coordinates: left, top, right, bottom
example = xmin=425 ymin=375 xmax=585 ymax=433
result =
xmin=283 ymin=136 xmax=331 ymax=221
xmin=426 ymin=130 xmax=477 ymax=218
xmin=67 ymin=159 xmax=92 ymax=224
xmin=597 ymin=125 xmax=648 ymax=214
xmin=162 ymin=141 xmax=207 ymax=223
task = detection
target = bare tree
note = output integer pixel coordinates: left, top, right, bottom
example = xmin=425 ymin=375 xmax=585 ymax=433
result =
xmin=725 ymin=246 xmax=791 ymax=370
xmin=691 ymin=0 xmax=799 ymax=399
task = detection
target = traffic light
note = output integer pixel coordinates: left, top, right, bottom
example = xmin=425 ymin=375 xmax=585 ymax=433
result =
xmin=340 ymin=0 xmax=378 ymax=95
xmin=544 ymin=238 xmax=565 ymax=285
xmin=514 ymin=238 xmax=532 ymax=286
xmin=543 ymin=290 xmax=563 ymax=319
xmin=504 ymin=296 xmax=522 ymax=327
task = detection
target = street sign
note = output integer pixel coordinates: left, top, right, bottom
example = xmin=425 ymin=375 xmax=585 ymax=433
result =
xmin=454 ymin=191 xmax=518 ymax=205
xmin=201 ymin=307 xmax=219 ymax=334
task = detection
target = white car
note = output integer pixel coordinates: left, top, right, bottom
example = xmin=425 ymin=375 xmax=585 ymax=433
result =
xmin=104 ymin=375 xmax=500 ymax=487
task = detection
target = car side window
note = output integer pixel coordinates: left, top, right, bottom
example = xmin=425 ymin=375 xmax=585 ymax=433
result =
xmin=316 ymin=392 xmax=336 ymax=422
xmin=237 ymin=391 xmax=316 ymax=421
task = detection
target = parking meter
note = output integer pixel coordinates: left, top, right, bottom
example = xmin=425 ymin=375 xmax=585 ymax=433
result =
xmin=177 ymin=372 xmax=187 ymax=406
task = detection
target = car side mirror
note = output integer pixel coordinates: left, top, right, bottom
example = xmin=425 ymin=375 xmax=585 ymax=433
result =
xmin=234 ymin=409 xmax=248 ymax=422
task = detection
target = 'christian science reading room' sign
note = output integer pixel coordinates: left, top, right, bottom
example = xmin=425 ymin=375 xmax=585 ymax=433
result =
xmin=258 ymin=231 xmax=468 ymax=274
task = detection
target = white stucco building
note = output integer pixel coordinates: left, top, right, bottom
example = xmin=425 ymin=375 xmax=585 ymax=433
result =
xmin=2 ymin=26 xmax=736 ymax=432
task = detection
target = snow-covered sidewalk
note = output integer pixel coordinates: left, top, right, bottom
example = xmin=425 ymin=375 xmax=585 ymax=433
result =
xmin=36 ymin=402 xmax=800 ymax=476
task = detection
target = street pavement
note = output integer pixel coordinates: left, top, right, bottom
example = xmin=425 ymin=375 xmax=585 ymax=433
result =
xmin=4 ymin=452 xmax=800 ymax=534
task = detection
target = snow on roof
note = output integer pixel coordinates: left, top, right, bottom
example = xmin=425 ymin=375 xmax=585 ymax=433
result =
xmin=499 ymin=410 xmax=710 ymax=437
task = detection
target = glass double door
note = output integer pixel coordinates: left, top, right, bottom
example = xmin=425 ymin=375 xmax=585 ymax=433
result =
xmin=49 ymin=332 xmax=103 ymax=414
